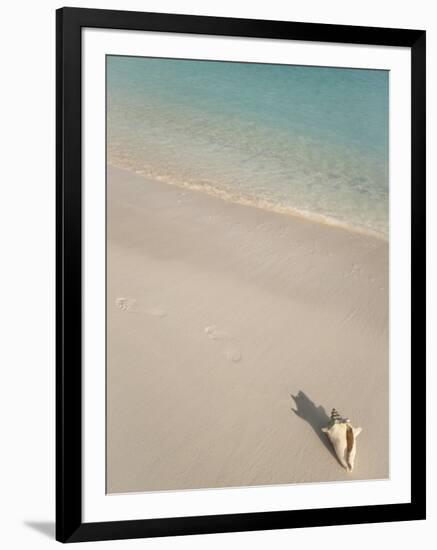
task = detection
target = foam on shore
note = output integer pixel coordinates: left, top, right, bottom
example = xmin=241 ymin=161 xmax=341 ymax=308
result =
xmin=110 ymin=160 xmax=388 ymax=241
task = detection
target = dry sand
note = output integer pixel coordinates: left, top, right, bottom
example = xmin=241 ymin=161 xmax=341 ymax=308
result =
xmin=106 ymin=165 xmax=389 ymax=494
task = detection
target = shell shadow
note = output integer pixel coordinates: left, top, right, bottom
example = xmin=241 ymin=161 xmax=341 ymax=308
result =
xmin=290 ymin=391 xmax=337 ymax=461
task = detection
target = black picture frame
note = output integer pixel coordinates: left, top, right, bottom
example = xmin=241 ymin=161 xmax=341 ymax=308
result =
xmin=56 ymin=7 xmax=426 ymax=543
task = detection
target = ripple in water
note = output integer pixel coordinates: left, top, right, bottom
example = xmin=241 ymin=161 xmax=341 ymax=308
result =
xmin=107 ymin=56 xmax=389 ymax=239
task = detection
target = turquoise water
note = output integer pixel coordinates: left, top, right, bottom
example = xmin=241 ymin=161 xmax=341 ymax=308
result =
xmin=107 ymin=56 xmax=389 ymax=238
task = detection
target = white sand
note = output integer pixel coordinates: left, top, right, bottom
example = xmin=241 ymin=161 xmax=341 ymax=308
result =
xmin=106 ymin=165 xmax=389 ymax=493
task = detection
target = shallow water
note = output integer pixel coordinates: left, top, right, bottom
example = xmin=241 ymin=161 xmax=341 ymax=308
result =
xmin=107 ymin=56 xmax=389 ymax=238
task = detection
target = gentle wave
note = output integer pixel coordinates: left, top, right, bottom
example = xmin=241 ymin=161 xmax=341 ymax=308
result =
xmin=107 ymin=56 xmax=389 ymax=240
xmin=109 ymin=160 xmax=388 ymax=241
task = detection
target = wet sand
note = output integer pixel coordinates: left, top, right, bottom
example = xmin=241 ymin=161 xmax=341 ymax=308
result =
xmin=106 ymin=165 xmax=389 ymax=493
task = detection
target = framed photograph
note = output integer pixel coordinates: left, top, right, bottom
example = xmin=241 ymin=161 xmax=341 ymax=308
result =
xmin=56 ymin=7 xmax=426 ymax=543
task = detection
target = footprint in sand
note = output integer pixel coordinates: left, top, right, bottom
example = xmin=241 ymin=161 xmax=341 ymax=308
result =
xmin=204 ymin=325 xmax=242 ymax=363
xmin=115 ymin=297 xmax=167 ymax=318
xmin=115 ymin=297 xmax=136 ymax=311
xmin=204 ymin=325 xmax=227 ymax=341
xmin=343 ymin=263 xmax=362 ymax=279
xmin=224 ymin=348 xmax=242 ymax=363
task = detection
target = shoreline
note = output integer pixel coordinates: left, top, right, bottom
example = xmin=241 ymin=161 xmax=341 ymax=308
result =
xmin=108 ymin=161 xmax=388 ymax=242
xmin=106 ymin=164 xmax=389 ymax=494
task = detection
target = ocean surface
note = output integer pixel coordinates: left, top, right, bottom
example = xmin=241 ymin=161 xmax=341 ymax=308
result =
xmin=107 ymin=56 xmax=389 ymax=238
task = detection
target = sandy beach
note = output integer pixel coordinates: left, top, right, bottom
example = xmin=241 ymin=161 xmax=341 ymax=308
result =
xmin=106 ymin=165 xmax=389 ymax=494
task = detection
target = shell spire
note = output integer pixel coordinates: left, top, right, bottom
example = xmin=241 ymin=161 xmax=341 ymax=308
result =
xmin=331 ymin=408 xmax=349 ymax=424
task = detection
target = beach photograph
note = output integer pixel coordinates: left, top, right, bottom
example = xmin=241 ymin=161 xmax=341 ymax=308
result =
xmin=106 ymin=56 xmax=389 ymax=494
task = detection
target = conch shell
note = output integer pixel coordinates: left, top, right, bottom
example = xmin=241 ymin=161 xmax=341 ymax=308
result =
xmin=322 ymin=409 xmax=362 ymax=472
